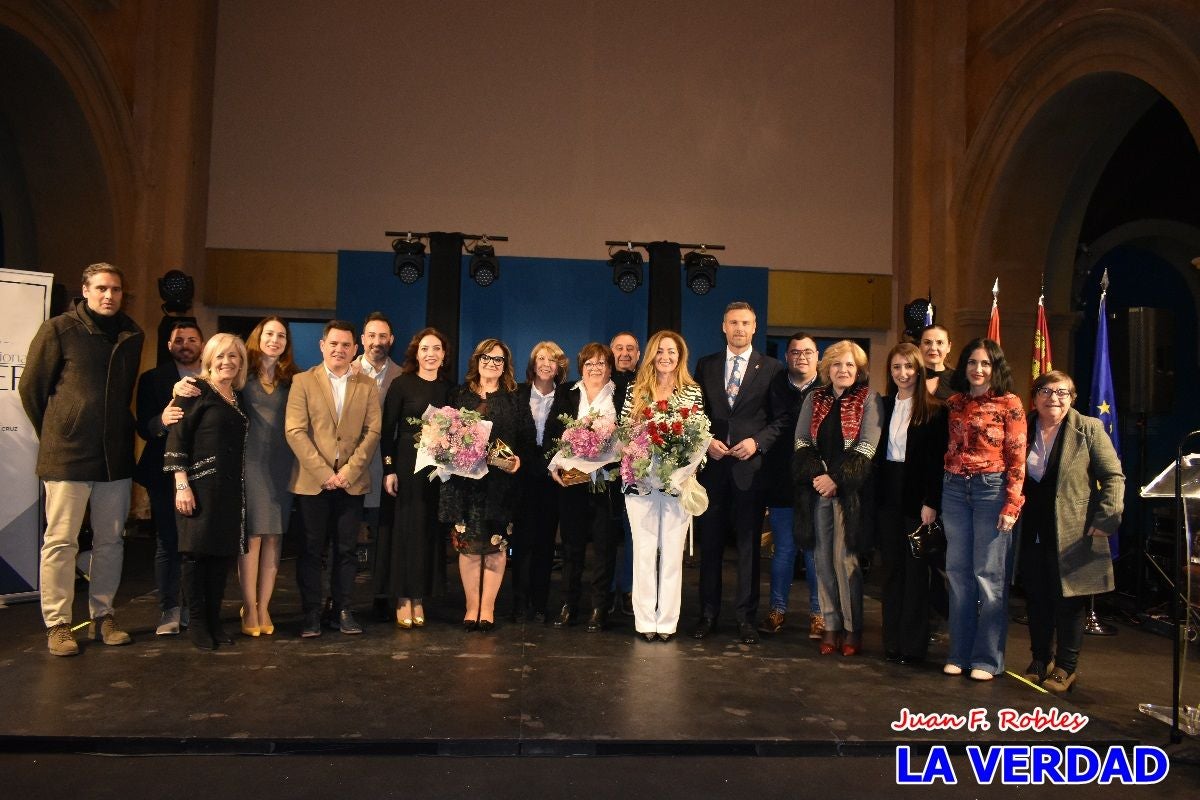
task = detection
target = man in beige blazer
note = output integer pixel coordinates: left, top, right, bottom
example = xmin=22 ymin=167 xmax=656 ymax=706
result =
xmin=286 ymin=320 xmax=381 ymax=637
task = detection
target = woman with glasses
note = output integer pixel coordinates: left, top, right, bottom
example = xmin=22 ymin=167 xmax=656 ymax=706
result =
xmin=941 ymin=338 xmax=1026 ymax=681
xmin=512 ymin=341 xmax=569 ymax=623
xmin=1017 ymin=370 xmax=1123 ymax=693
xmin=440 ymin=339 xmax=535 ymax=631
xmin=546 ymin=343 xmax=620 ymax=631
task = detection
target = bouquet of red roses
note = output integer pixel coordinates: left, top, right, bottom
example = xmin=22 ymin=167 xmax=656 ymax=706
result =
xmin=619 ymin=396 xmax=710 ymax=495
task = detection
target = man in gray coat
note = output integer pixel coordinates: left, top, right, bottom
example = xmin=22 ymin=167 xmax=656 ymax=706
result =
xmin=20 ymin=263 xmax=144 ymax=656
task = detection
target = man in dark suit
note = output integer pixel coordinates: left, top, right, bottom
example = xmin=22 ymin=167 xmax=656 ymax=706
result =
xmin=692 ymin=302 xmax=789 ymax=643
xmin=134 ymin=320 xmax=204 ymax=636
xmin=608 ymin=331 xmax=640 ymax=616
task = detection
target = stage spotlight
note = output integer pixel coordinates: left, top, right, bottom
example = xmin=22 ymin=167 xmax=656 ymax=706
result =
xmin=609 ymin=248 xmax=644 ymax=293
xmin=469 ymin=244 xmax=499 ymax=287
xmin=683 ymin=250 xmax=718 ymax=295
xmin=157 ymin=269 xmax=194 ymax=314
xmin=392 ymin=238 xmax=426 ymax=284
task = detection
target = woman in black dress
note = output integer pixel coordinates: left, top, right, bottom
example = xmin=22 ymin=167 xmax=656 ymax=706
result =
xmin=165 ymin=333 xmax=249 ymax=651
xmin=380 ymin=328 xmax=452 ymax=629
xmin=440 ymin=338 xmax=536 ymax=631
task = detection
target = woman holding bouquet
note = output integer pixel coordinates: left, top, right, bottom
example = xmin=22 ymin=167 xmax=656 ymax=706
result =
xmin=441 ymin=338 xmax=536 ymax=631
xmin=793 ymin=340 xmax=882 ymax=657
xmin=546 ymin=342 xmax=620 ymax=631
xmin=619 ymin=330 xmax=708 ymax=642
xmin=380 ymin=328 xmax=452 ymax=629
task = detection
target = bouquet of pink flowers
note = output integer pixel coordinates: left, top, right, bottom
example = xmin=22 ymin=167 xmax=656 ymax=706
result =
xmin=547 ymin=410 xmax=621 ymax=486
xmin=619 ymin=396 xmax=711 ymax=495
xmin=410 ymin=404 xmax=493 ymax=482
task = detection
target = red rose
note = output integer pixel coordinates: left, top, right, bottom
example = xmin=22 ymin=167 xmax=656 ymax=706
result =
xmin=658 ymin=421 xmax=669 ymax=434
xmin=650 ymin=434 xmax=664 ymax=447
xmin=680 ymin=407 xmax=690 ymax=418
xmin=672 ymin=421 xmax=683 ymax=434
xmin=642 ymin=407 xmax=653 ymax=419
xmin=691 ymin=404 xmax=700 ymax=415
xmin=656 ymin=399 xmax=669 ymax=412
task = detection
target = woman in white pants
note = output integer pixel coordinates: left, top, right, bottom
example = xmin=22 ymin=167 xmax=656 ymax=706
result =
xmin=619 ymin=330 xmax=707 ymax=641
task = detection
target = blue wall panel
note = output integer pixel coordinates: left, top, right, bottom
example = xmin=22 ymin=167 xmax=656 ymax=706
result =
xmin=336 ymin=248 xmax=430 ymax=361
xmin=679 ymin=263 xmax=771 ymax=371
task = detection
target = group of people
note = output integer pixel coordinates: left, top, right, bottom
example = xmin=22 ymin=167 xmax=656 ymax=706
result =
xmin=20 ymin=265 xmax=1125 ymax=693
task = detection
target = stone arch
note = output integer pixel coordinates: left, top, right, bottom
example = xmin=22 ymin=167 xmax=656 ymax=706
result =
xmin=0 ymin=0 xmax=136 ymax=285
xmin=950 ymin=8 xmax=1200 ymax=380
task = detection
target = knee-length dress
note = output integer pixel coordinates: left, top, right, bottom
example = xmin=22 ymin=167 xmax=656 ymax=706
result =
xmin=164 ymin=380 xmax=248 ymax=557
xmin=242 ymin=378 xmax=294 ymax=536
xmin=378 ymin=372 xmax=451 ymax=598
xmin=438 ymin=385 xmax=536 ymax=555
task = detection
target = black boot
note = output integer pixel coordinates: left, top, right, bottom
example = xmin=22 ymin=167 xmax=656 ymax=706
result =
xmin=183 ymin=557 xmax=213 ymax=651
xmin=207 ymin=557 xmax=234 ymax=646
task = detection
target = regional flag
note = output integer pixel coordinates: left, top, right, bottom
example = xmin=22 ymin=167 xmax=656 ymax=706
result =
xmin=1032 ymin=294 xmax=1052 ymax=380
xmin=987 ymin=278 xmax=1001 ymax=344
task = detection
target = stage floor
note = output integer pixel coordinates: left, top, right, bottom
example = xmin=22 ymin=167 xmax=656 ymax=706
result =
xmin=1 ymin=536 xmax=1197 ymax=797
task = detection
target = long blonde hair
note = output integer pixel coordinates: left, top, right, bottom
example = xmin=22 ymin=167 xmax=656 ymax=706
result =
xmin=627 ymin=330 xmax=697 ymax=420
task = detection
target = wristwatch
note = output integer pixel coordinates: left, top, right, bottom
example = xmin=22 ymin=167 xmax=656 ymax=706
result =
xmin=176 ymin=483 xmax=189 ymax=491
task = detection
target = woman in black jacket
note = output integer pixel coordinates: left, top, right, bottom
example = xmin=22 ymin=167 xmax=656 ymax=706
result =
xmin=875 ymin=342 xmax=949 ymax=665
xmin=165 ymin=333 xmax=249 ymax=650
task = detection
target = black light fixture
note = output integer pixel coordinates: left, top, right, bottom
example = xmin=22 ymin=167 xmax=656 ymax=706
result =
xmin=609 ymin=246 xmax=644 ymax=293
xmin=683 ymin=249 xmax=719 ymax=295
xmin=392 ymin=236 xmax=426 ymax=284
xmin=468 ymin=241 xmax=499 ymax=287
xmin=157 ymin=269 xmax=194 ymax=314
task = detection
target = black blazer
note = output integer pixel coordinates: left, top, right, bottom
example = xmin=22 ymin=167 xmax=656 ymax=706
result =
xmin=694 ymin=349 xmax=788 ymax=489
xmin=876 ymin=394 xmax=950 ymax=518
xmin=762 ymin=372 xmax=819 ymax=507
xmin=134 ymin=361 xmax=186 ymax=488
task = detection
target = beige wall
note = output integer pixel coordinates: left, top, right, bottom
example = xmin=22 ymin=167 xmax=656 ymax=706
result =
xmin=206 ymin=0 xmax=894 ymax=274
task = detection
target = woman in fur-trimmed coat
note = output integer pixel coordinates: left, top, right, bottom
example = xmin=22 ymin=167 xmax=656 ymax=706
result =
xmin=793 ymin=340 xmax=882 ymax=657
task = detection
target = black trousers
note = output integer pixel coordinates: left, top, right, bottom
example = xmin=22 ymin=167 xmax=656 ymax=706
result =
xmin=1020 ymin=534 xmax=1086 ymax=673
xmin=511 ymin=471 xmax=559 ymax=616
xmin=878 ymin=462 xmax=931 ymax=659
xmin=557 ymin=482 xmax=618 ymax=612
xmin=297 ymin=489 xmax=364 ymax=615
xmin=181 ymin=553 xmax=232 ymax=640
xmin=696 ymin=459 xmax=765 ymax=623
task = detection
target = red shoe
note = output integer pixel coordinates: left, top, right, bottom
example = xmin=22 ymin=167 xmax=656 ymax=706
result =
xmin=819 ymin=631 xmax=843 ymax=656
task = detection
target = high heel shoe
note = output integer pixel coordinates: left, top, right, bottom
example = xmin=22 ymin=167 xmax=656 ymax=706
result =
xmin=239 ymin=606 xmax=260 ymax=637
xmin=841 ymin=632 xmax=862 ymax=657
xmin=818 ymin=631 xmax=843 ymax=656
xmin=477 ymin=620 xmax=494 ymax=632
xmin=1042 ymin=668 xmax=1076 ymax=693
xmin=396 ymin=613 xmax=413 ymax=629
xmin=463 ymin=619 xmax=479 ymax=632
xmin=413 ymin=603 xmax=425 ymax=627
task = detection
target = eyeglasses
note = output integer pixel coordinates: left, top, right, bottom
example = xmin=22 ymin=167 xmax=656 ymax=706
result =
xmin=479 ymin=354 xmax=506 ymax=365
xmin=1037 ymin=388 xmax=1073 ymax=399
xmin=582 ymin=361 xmax=607 ymax=371
xmin=787 ymin=348 xmax=817 ymax=358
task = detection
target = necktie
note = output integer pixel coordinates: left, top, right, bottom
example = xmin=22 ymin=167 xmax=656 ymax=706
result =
xmin=726 ymin=355 xmax=743 ymax=407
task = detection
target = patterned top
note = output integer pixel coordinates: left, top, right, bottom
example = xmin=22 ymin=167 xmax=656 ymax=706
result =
xmin=944 ymin=390 xmax=1027 ymax=519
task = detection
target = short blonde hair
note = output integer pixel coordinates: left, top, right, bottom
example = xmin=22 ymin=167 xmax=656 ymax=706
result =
xmin=818 ymin=339 xmax=868 ymax=383
xmin=525 ymin=340 xmax=568 ymax=384
xmin=200 ymin=333 xmax=249 ymax=390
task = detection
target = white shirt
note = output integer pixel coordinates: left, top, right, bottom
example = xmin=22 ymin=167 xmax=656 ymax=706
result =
xmin=358 ymin=356 xmax=391 ymax=396
xmin=790 ymin=373 xmax=817 ymax=393
xmin=887 ymin=396 xmax=913 ymax=462
xmin=325 ymin=366 xmax=350 ymax=421
xmin=574 ymin=379 xmax=616 ymax=421
xmin=1027 ymin=420 xmax=1059 ymax=483
xmin=529 ymin=383 xmax=555 ymax=447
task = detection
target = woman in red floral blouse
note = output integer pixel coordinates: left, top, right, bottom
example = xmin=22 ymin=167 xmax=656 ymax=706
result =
xmin=940 ymin=338 xmax=1026 ymax=681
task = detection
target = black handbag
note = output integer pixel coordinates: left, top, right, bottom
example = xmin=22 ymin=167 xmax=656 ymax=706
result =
xmin=907 ymin=519 xmax=946 ymax=560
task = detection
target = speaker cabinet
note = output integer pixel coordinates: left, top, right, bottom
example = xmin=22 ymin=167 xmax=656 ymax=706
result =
xmin=1112 ymin=306 xmax=1174 ymax=416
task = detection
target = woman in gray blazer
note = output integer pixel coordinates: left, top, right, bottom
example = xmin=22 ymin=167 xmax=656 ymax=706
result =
xmin=1018 ymin=370 xmax=1124 ymax=693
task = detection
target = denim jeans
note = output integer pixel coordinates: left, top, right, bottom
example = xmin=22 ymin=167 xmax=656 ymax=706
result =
xmin=767 ymin=506 xmax=820 ymax=615
xmin=942 ymin=472 xmax=1015 ymax=674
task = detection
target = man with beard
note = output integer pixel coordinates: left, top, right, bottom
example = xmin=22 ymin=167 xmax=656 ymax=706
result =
xmin=355 ymin=313 xmax=401 ymax=618
xmin=135 ymin=320 xmax=205 ymax=635
xmin=21 ymin=263 xmax=144 ymax=655
xmin=692 ymin=302 xmax=789 ymax=643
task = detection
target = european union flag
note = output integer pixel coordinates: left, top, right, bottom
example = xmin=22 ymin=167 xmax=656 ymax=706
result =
xmin=1090 ymin=276 xmax=1120 ymax=559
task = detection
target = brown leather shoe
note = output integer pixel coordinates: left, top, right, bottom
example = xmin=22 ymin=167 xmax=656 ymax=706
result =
xmin=91 ymin=614 xmax=132 ymax=646
xmin=758 ymin=609 xmax=786 ymax=634
xmin=808 ymin=613 xmax=825 ymax=640
xmin=1043 ymin=667 xmax=1076 ymax=693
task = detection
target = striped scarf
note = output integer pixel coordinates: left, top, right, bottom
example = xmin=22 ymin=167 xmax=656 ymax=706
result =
xmin=809 ymin=382 xmax=874 ymax=457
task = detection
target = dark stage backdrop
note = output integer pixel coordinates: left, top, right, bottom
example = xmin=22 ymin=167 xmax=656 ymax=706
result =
xmin=336 ymin=251 xmax=769 ymax=380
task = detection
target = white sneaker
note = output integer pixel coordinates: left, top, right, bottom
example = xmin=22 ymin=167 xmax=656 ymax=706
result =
xmin=943 ymin=663 xmax=963 ymax=675
xmin=969 ymin=668 xmax=995 ymax=681
xmin=156 ymin=607 xmax=181 ymax=636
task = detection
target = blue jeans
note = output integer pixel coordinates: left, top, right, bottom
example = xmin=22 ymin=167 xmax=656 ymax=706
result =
xmin=767 ymin=506 xmax=820 ymax=615
xmin=942 ymin=472 xmax=1015 ymax=674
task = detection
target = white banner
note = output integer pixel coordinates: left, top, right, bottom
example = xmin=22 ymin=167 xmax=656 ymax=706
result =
xmin=0 ymin=268 xmax=52 ymax=604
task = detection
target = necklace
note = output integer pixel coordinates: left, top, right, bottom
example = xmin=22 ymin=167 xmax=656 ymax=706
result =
xmin=206 ymin=378 xmax=239 ymax=408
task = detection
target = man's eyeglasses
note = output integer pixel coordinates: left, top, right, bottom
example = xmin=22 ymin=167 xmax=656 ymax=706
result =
xmin=479 ymin=354 xmax=507 ymax=365
xmin=787 ymin=349 xmax=817 ymax=358
xmin=1037 ymin=388 xmax=1073 ymax=399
